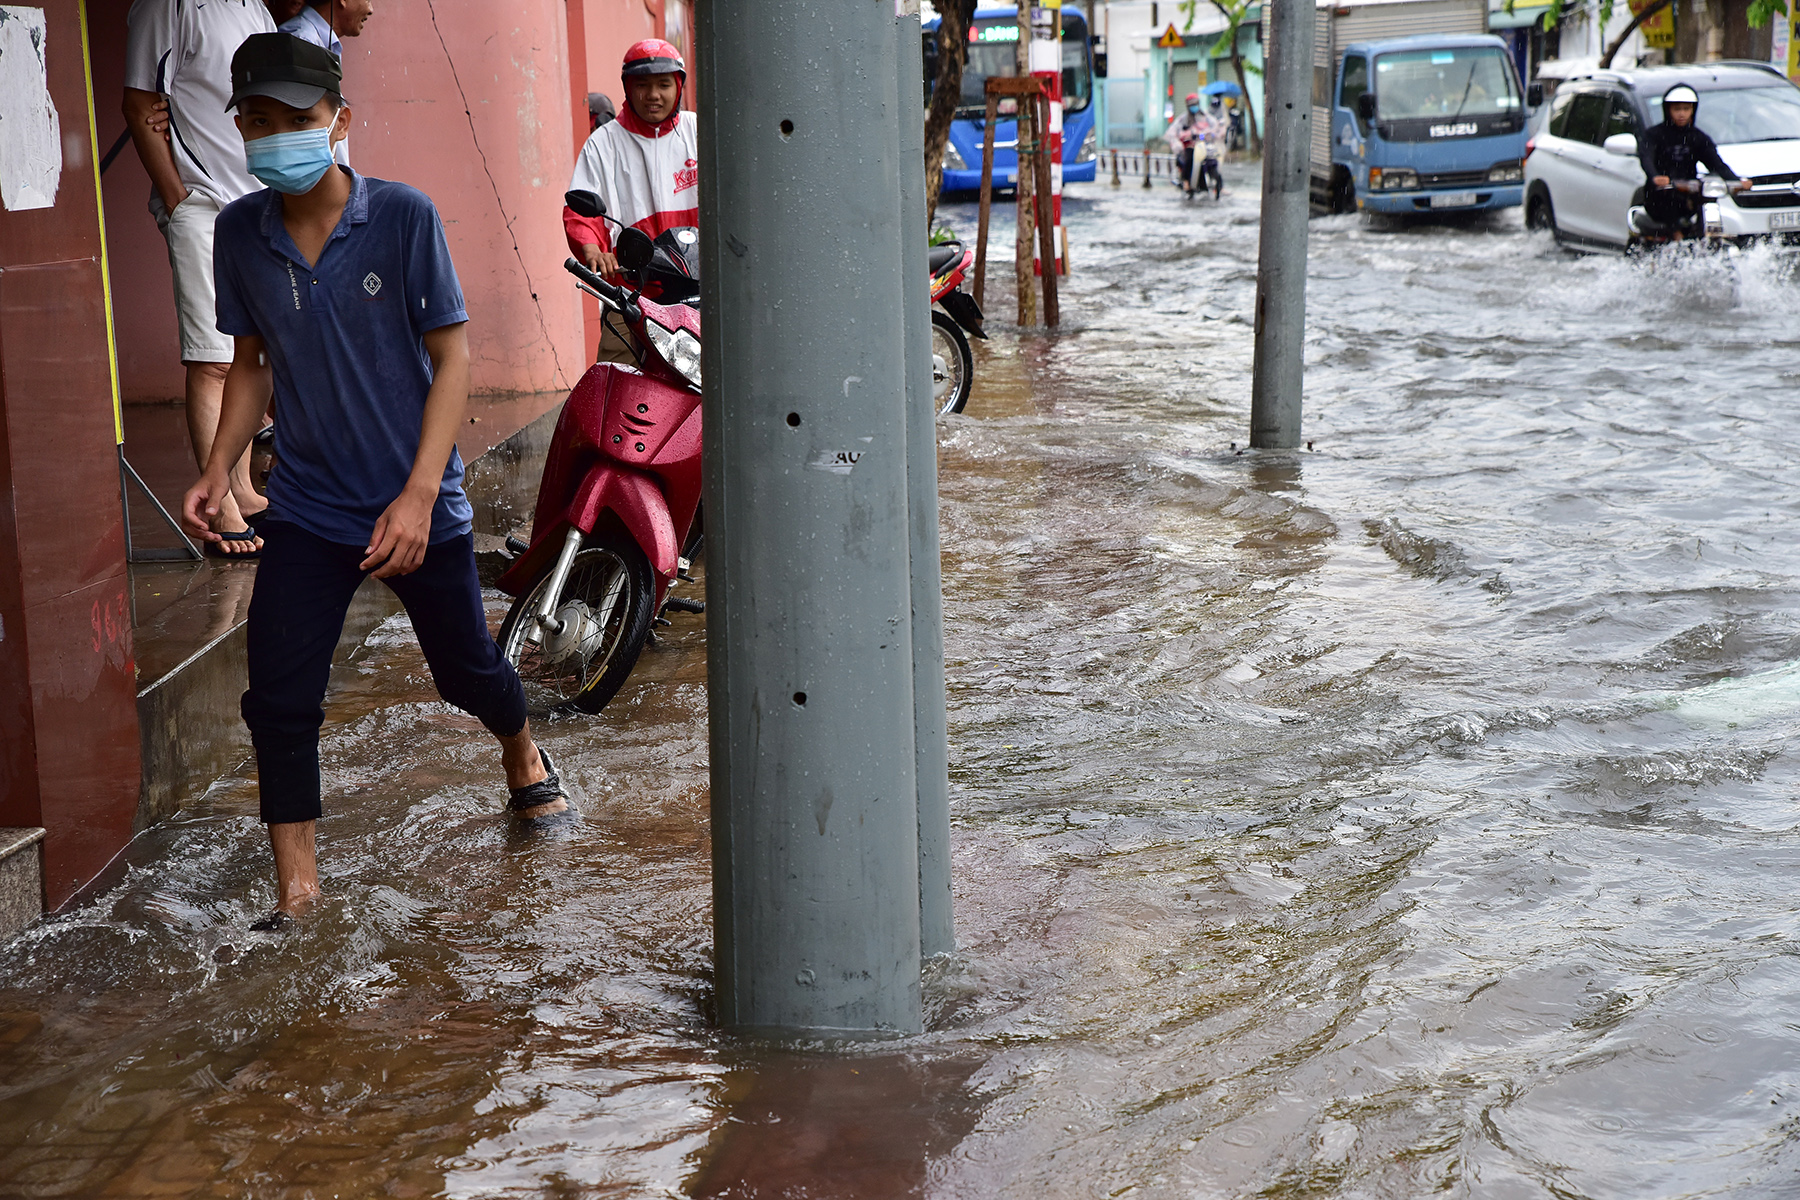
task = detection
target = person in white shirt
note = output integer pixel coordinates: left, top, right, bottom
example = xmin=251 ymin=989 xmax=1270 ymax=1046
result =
xmin=564 ymin=39 xmax=697 ymax=281
xmin=125 ymin=0 xmax=275 ymax=554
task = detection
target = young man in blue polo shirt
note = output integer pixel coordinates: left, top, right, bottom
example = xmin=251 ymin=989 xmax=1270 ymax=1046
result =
xmin=182 ymin=34 xmax=568 ymax=929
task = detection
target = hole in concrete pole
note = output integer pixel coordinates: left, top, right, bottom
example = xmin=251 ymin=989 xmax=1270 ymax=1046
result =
xmin=780 ymin=119 xmax=795 ymax=137
xmin=786 ymin=412 xmax=801 ymax=427
xmin=792 ymin=691 xmax=807 ymax=707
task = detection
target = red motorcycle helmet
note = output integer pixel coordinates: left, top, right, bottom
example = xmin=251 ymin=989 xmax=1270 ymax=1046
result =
xmin=622 ymin=38 xmax=686 ymax=81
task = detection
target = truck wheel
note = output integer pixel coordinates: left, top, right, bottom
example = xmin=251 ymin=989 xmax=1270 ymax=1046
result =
xmin=1330 ymin=168 xmax=1356 ymax=215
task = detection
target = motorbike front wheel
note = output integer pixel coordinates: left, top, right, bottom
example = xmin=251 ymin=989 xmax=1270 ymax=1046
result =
xmin=497 ymin=528 xmax=655 ymax=715
xmin=930 ymin=309 xmax=973 ymax=417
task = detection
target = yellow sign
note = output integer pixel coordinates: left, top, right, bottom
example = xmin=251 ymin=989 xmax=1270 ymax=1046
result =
xmin=1629 ymin=0 xmax=1674 ymax=50
xmin=1158 ymin=23 xmax=1184 ymax=47
xmin=1789 ymin=8 xmax=1800 ymax=85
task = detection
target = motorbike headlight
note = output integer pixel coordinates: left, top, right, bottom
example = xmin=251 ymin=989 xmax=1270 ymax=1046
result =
xmin=644 ymin=318 xmax=702 ymax=388
xmin=1701 ymin=176 xmax=1728 ymax=199
xmin=943 ymin=141 xmax=967 ymax=171
xmin=1076 ymin=127 xmax=1097 ymax=164
xmin=1487 ymin=161 xmax=1523 ymax=183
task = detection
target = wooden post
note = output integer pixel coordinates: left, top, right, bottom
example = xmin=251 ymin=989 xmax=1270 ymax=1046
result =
xmin=974 ymin=91 xmax=1000 ymax=309
xmin=1110 ymin=148 xmax=1120 ymax=187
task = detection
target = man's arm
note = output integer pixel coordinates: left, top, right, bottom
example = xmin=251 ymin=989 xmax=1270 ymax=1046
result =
xmin=1699 ymin=133 xmax=1741 ymax=183
xmin=564 ymin=206 xmax=618 ymax=276
xmin=1639 ymin=126 xmax=1666 ymax=188
xmin=359 ymin=321 xmax=470 ymax=579
xmin=123 ymin=87 xmax=187 ymax=212
xmin=182 ymin=337 xmax=272 ymax=541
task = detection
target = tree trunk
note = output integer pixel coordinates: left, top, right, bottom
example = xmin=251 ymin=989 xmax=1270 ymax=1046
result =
xmin=1232 ymin=40 xmax=1261 ymax=154
xmin=1599 ymin=0 xmax=1673 ymax=67
xmin=924 ymin=0 xmax=976 ymax=229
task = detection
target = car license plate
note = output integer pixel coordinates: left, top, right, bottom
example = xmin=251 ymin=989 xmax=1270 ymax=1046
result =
xmin=1430 ymin=191 xmax=1479 ymax=208
xmin=1770 ymin=210 xmax=1800 ymax=230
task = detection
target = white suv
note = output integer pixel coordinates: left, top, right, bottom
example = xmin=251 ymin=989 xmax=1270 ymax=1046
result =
xmin=1523 ymin=64 xmax=1800 ymax=251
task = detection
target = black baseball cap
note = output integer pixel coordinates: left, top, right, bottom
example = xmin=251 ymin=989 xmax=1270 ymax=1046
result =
xmin=227 ymin=33 xmax=344 ymax=111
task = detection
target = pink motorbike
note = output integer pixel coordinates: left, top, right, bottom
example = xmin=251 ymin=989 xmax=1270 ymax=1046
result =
xmin=494 ymin=193 xmax=703 ymax=713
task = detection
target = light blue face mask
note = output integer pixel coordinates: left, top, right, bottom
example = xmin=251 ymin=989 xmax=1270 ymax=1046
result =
xmin=245 ymin=127 xmax=337 ymax=195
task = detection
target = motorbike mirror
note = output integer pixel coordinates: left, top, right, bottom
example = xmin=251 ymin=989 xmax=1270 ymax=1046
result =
xmin=1602 ymin=132 xmax=1637 ymax=157
xmin=564 ymin=189 xmax=607 ymax=220
xmin=1527 ymin=81 xmax=1545 ymax=108
xmin=615 ymin=227 xmax=655 ymax=273
xmin=1356 ymin=92 xmax=1377 ymax=121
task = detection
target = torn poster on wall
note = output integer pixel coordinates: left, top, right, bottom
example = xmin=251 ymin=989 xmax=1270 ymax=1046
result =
xmin=0 ymin=6 xmax=60 ymax=211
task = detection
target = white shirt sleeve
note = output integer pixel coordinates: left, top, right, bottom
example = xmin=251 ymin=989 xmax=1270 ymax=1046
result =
xmin=124 ymin=0 xmax=178 ymax=93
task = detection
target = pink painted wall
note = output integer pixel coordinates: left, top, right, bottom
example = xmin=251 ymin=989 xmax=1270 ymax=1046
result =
xmin=91 ymin=0 xmax=588 ymax=402
xmin=342 ymin=0 xmax=583 ymax=396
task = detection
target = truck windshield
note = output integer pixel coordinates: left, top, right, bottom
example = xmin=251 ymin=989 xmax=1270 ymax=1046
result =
xmin=1647 ymin=86 xmax=1800 ymax=144
xmin=943 ymin=13 xmax=1093 ymax=117
xmin=1373 ymin=47 xmax=1521 ymax=121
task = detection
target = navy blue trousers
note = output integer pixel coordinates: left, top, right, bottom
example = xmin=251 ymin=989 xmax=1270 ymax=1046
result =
xmin=242 ymin=521 xmax=528 ymax=824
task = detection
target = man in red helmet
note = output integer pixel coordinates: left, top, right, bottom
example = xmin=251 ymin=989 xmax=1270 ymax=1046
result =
xmin=564 ymin=39 xmax=697 ymax=281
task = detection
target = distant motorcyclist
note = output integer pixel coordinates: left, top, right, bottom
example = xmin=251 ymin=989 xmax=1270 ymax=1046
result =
xmin=1638 ymin=84 xmax=1746 ymax=237
xmin=1200 ymin=95 xmax=1227 ymax=197
xmin=1164 ymin=92 xmax=1209 ymax=196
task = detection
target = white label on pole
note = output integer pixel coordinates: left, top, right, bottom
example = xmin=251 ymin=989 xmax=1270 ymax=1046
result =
xmin=0 ymin=6 xmax=61 ymax=212
xmin=1048 ymin=103 xmax=1063 ymax=133
xmin=1029 ymin=40 xmax=1059 ymax=72
xmin=809 ymin=449 xmax=867 ymax=475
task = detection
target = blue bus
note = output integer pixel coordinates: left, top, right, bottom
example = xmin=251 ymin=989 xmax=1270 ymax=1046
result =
xmin=923 ymin=5 xmax=1098 ymax=192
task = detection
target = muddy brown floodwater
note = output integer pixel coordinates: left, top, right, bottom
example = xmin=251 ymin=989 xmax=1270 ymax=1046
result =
xmin=6 ymin=163 xmax=1800 ymax=1198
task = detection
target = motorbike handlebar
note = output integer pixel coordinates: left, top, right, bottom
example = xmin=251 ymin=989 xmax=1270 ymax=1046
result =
xmin=563 ymin=257 xmax=640 ymax=320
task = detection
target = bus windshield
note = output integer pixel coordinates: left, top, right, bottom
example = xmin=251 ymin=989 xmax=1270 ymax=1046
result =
xmin=1373 ymin=46 xmax=1521 ymax=121
xmin=938 ymin=12 xmax=1092 ymax=117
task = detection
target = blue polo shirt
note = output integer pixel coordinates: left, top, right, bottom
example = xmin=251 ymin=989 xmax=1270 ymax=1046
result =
xmin=213 ymin=169 xmax=473 ymax=546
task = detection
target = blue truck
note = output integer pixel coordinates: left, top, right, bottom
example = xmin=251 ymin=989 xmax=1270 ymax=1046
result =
xmin=922 ymin=5 xmax=1099 ymax=191
xmin=1309 ymin=0 xmax=1531 ymax=216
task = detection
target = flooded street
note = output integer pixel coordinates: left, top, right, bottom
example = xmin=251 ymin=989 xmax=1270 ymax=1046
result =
xmin=6 ymin=162 xmax=1800 ymax=1197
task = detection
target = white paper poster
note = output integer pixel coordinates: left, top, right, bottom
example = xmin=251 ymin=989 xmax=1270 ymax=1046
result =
xmin=0 ymin=6 xmax=61 ymax=212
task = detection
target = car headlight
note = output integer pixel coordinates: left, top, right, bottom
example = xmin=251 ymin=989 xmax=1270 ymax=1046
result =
xmin=943 ymin=141 xmax=967 ymax=171
xmin=1370 ymin=167 xmax=1417 ymax=191
xmin=1487 ymin=161 xmax=1523 ymax=183
xmin=643 ymin=318 xmax=702 ymax=388
xmin=1076 ymin=127 xmax=1097 ymax=164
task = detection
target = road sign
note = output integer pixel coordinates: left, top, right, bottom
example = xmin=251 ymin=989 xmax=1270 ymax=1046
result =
xmin=1158 ymin=23 xmax=1183 ymax=48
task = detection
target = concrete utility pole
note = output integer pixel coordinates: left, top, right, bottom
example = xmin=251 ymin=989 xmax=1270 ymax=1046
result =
xmin=1249 ymin=0 xmax=1313 ymax=449
xmin=895 ymin=3 xmax=956 ymax=960
xmin=697 ymin=0 xmax=933 ymax=1036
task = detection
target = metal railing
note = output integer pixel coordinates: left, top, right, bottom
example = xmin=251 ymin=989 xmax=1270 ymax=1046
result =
xmin=1106 ymin=149 xmax=1184 ymax=188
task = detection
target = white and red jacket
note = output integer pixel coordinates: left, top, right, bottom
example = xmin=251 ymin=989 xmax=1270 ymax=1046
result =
xmin=564 ymin=107 xmax=699 ymax=262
